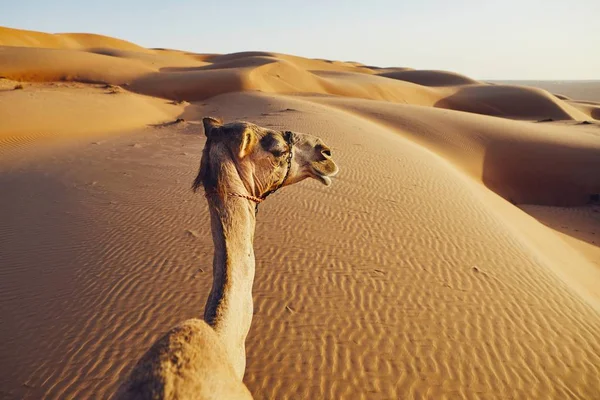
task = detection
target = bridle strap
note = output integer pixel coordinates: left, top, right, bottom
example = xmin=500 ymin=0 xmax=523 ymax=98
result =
xmin=228 ymin=192 xmax=264 ymax=203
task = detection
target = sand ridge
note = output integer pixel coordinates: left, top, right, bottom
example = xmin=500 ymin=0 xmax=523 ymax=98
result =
xmin=2 ymin=27 xmax=597 ymax=126
xmin=0 ymin=26 xmax=149 ymax=51
xmin=1 ymin=26 xmax=600 ymax=399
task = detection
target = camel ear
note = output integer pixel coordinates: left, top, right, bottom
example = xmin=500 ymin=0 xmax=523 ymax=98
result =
xmin=238 ymin=129 xmax=257 ymax=158
xmin=202 ymin=117 xmax=222 ymax=137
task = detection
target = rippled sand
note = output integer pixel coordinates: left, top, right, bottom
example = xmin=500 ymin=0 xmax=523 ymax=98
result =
xmin=1 ymin=26 xmax=600 ymax=399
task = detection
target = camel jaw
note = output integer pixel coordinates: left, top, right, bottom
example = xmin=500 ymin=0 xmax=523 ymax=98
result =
xmin=311 ymin=165 xmax=338 ymax=186
xmin=316 ymin=174 xmax=332 ymax=186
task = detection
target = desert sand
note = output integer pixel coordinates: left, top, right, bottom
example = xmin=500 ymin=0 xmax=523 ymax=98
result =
xmin=1 ymin=26 xmax=600 ymax=399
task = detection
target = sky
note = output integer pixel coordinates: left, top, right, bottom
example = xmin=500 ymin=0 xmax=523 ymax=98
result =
xmin=2 ymin=0 xmax=599 ymax=80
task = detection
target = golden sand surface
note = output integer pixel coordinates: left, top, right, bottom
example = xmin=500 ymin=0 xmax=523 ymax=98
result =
xmin=1 ymin=26 xmax=599 ymax=399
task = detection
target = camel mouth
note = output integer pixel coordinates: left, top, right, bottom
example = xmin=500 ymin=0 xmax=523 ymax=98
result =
xmin=316 ymin=174 xmax=332 ymax=186
xmin=311 ymin=164 xmax=338 ymax=186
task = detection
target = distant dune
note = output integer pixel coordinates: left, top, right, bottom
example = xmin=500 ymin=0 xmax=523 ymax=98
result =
xmin=1 ymin=26 xmax=599 ymax=400
xmin=493 ymin=80 xmax=600 ymax=103
xmin=0 ymin=26 xmax=148 ymax=51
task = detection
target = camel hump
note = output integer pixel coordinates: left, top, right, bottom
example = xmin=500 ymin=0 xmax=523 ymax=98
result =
xmin=114 ymin=319 xmax=252 ymax=400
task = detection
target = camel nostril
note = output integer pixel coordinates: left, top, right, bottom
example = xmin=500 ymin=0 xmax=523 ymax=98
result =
xmin=321 ymin=149 xmax=332 ymax=158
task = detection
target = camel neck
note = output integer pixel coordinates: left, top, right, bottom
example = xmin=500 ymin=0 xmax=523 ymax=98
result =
xmin=203 ymin=194 xmax=256 ymax=377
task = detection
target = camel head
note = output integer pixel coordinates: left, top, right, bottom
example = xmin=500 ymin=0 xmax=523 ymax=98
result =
xmin=193 ymin=117 xmax=338 ymax=198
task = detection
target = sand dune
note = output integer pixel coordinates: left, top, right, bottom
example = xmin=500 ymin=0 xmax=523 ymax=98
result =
xmin=568 ymin=100 xmax=600 ymax=120
xmin=0 ymin=80 xmax=182 ymax=149
xmin=377 ymin=69 xmax=480 ymax=86
xmin=435 ymin=84 xmax=590 ymax=120
xmin=0 ymin=26 xmax=148 ymax=51
xmin=2 ymin=27 xmax=595 ymax=122
xmin=495 ymin=80 xmax=600 ymax=103
xmin=1 ymin=26 xmax=600 ymax=400
xmin=0 ymin=46 xmax=154 ymax=83
xmin=303 ymin=96 xmax=600 ymax=205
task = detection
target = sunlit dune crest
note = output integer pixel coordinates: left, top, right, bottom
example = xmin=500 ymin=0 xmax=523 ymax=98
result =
xmin=1 ymin=26 xmax=599 ymax=400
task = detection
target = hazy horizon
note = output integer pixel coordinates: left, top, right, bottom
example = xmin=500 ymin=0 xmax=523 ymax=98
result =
xmin=2 ymin=0 xmax=599 ymax=80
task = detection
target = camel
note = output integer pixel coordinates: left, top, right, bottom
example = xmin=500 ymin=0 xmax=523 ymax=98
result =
xmin=115 ymin=117 xmax=339 ymax=399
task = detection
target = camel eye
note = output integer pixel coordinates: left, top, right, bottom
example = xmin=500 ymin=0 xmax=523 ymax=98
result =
xmin=260 ymin=134 xmax=287 ymax=157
